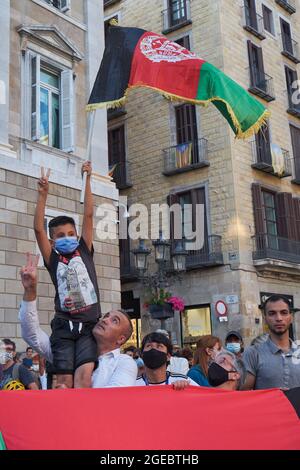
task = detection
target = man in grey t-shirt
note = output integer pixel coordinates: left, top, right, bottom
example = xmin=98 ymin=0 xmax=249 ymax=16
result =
xmin=243 ymin=295 xmax=300 ymax=390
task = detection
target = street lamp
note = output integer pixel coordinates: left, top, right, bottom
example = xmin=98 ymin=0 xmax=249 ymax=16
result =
xmin=132 ymin=232 xmax=187 ymax=329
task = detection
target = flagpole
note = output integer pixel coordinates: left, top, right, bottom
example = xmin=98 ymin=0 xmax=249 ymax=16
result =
xmin=80 ymin=109 xmax=96 ymax=204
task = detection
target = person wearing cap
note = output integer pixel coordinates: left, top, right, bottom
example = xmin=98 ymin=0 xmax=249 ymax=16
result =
xmin=225 ymin=331 xmax=244 ymax=358
xmin=136 ymin=332 xmax=198 ymax=389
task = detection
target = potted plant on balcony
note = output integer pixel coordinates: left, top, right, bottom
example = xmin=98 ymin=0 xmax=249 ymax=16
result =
xmin=144 ymin=288 xmax=185 ymax=319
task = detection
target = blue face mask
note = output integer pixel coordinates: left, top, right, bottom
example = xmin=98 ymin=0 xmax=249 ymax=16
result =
xmin=54 ymin=236 xmax=79 ymax=254
xmin=226 ymin=342 xmax=241 ymax=354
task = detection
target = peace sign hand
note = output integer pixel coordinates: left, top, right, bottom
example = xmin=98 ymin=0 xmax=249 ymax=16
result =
xmin=20 ymin=253 xmax=40 ymax=291
xmin=37 ymin=167 xmax=51 ymax=195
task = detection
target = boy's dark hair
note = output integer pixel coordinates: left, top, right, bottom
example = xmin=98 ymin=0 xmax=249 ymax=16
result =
xmin=124 ymin=346 xmax=136 ymax=354
xmin=141 ymin=332 xmax=173 ymax=355
xmin=3 ymin=338 xmax=16 ymax=351
xmin=48 ymin=216 xmax=76 ymax=239
xmin=263 ymin=295 xmax=292 ymax=314
xmin=26 ymin=346 xmax=33 ymax=353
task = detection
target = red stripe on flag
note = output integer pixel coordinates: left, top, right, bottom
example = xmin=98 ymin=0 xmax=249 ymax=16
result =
xmin=0 ymin=387 xmax=299 ymax=450
xmin=129 ymin=32 xmax=204 ymax=99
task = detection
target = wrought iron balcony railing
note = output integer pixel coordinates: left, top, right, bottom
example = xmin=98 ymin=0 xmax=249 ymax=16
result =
xmin=242 ymin=4 xmax=266 ymax=40
xmin=275 ymin=0 xmax=296 ymax=15
xmin=281 ymin=35 xmax=300 ymax=64
xmin=251 ymin=141 xmax=292 ymax=177
xmin=162 ymin=0 xmax=191 ymax=33
xmin=248 ymin=69 xmax=275 ymax=102
xmin=252 ymin=233 xmax=300 ymax=264
xmin=163 ymin=138 xmax=209 ymax=176
xmin=185 ymin=235 xmax=224 ymax=270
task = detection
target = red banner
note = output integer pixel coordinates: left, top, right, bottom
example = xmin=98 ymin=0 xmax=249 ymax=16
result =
xmin=0 ymin=386 xmax=299 ymax=450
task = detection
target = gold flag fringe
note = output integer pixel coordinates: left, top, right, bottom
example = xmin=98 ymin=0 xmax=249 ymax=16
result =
xmin=86 ymin=84 xmax=270 ymax=139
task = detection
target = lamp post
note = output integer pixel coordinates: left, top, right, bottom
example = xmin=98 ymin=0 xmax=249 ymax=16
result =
xmin=132 ymin=232 xmax=187 ymax=329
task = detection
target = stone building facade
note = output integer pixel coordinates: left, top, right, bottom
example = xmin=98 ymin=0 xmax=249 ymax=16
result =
xmin=0 ymin=0 xmax=121 ymax=350
xmin=104 ymin=0 xmax=300 ymax=347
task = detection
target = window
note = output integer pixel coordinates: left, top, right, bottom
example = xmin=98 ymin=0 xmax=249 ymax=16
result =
xmin=30 ymin=54 xmax=74 ymax=151
xmin=244 ymin=0 xmax=258 ymax=30
xmin=174 ymin=35 xmax=190 ymax=50
xmin=285 ymin=65 xmax=299 ymax=112
xmin=280 ymin=18 xmax=293 ymax=55
xmin=181 ymin=306 xmax=211 ymax=348
xmin=168 ymin=0 xmax=188 ymax=27
xmin=175 ymin=104 xmax=199 ymax=163
xmin=262 ymin=190 xmax=279 ymax=249
xmin=255 ymin=124 xmax=272 ymax=164
xmin=252 ymin=184 xmax=300 ymax=261
xmin=44 ymin=0 xmax=70 ymax=12
xmin=262 ymin=5 xmax=275 ymax=34
xmin=108 ymin=125 xmax=131 ymax=188
xmin=247 ymin=41 xmax=274 ymax=100
xmin=248 ymin=41 xmax=265 ymax=89
xmin=290 ymin=124 xmax=300 ymax=181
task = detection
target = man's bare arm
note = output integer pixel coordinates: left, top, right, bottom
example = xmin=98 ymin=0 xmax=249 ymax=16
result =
xmin=34 ymin=167 xmax=52 ymax=266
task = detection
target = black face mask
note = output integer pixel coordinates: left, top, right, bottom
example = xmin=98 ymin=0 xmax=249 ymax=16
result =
xmin=142 ymin=349 xmax=168 ymax=370
xmin=208 ymin=362 xmax=230 ymax=387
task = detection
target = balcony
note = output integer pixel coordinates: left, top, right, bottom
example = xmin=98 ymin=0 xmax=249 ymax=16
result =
xmin=251 ymin=141 xmax=292 ymax=177
xmin=110 ymin=161 xmax=132 ymax=190
xmin=252 ymin=234 xmax=300 ymax=265
xmin=287 ymin=92 xmax=300 ymax=118
xmin=162 ymin=0 xmax=192 ymax=34
xmin=242 ymin=5 xmax=266 ymax=40
xmin=163 ymin=138 xmax=209 ymax=176
xmin=186 ymin=235 xmax=224 ymax=270
xmin=275 ymin=0 xmax=296 ymax=15
xmin=248 ymin=70 xmax=275 ymax=102
xmin=281 ymin=35 xmax=300 ymax=64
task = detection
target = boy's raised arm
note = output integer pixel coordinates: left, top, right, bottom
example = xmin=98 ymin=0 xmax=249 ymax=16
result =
xmin=34 ymin=167 xmax=52 ymax=266
xmin=81 ymin=161 xmax=93 ymax=251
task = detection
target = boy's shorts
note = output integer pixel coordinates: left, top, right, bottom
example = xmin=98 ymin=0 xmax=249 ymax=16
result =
xmin=50 ymin=317 xmax=98 ymax=374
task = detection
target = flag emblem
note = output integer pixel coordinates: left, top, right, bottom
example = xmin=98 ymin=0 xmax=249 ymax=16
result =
xmin=140 ymin=35 xmax=197 ymax=63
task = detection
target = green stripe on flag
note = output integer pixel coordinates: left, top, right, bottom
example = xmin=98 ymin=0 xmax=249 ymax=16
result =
xmin=197 ymin=62 xmax=268 ymax=138
xmin=0 ymin=432 xmax=7 ymax=450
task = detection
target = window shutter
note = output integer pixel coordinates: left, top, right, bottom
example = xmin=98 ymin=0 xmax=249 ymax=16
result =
xmin=61 ymin=69 xmax=74 ymax=152
xmin=257 ymin=46 xmax=265 ymax=82
xmin=31 ymin=54 xmax=40 ymax=142
xmin=247 ymin=40 xmax=255 ymax=87
xmin=293 ymin=198 xmax=300 ymax=241
xmin=167 ymin=193 xmax=180 ymax=243
xmin=248 ymin=0 xmax=258 ymax=30
xmin=252 ymin=183 xmax=264 ymax=233
xmin=290 ymin=124 xmax=300 ymax=180
xmin=60 ymin=0 xmax=70 ymax=12
xmin=193 ymin=187 xmax=208 ymax=253
xmin=275 ymin=192 xmax=297 ymax=240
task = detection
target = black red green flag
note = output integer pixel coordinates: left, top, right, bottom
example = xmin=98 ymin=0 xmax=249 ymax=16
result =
xmin=87 ymin=25 xmax=270 ymax=139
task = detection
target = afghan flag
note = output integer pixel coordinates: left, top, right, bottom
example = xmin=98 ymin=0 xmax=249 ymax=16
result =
xmin=87 ymin=25 xmax=270 ymax=139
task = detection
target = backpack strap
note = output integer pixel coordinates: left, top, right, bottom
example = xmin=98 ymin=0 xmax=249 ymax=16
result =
xmin=12 ymin=363 xmax=21 ymax=381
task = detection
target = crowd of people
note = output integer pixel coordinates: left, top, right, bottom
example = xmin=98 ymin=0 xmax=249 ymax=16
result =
xmin=1 ymin=162 xmax=299 ymax=395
